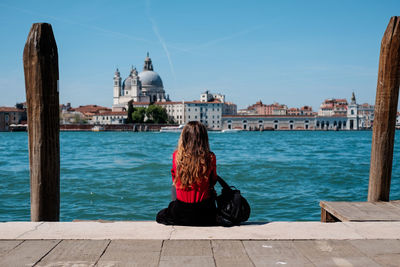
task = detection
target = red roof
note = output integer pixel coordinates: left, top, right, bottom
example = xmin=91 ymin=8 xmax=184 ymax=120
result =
xmin=94 ymin=111 xmax=127 ymax=116
xmin=222 ymin=115 xmax=315 ymax=118
xmin=71 ymin=105 xmax=110 ymax=114
xmin=0 ymin=107 xmax=24 ymax=112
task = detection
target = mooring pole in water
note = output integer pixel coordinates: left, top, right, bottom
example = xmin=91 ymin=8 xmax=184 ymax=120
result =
xmin=23 ymin=23 xmax=60 ymax=221
xmin=368 ymin=17 xmax=400 ymax=202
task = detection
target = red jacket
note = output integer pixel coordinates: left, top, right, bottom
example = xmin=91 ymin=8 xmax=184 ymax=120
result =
xmin=171 ymin=150 xmax=217 ymax=203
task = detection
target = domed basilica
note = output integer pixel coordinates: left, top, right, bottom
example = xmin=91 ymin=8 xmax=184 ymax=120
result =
xmin=112 ymin=53 xmax=169 ymax=111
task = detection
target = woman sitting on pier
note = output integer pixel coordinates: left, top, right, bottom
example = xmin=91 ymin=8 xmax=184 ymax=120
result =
xmin=156 ymin=121 xmax=218 ymax=226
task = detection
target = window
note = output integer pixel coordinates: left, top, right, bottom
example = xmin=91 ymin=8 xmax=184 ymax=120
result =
xmin=188 ymin=116 xmax=191 ymax=119
xmin=195 ymin=116 xmax=197 ymax=119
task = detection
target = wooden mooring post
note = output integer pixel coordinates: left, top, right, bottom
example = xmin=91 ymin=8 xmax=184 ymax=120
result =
xmin=23 ymin=23 xmax=60 ymax=221
xmin=368 ymin=17 xmax=400 ymax=202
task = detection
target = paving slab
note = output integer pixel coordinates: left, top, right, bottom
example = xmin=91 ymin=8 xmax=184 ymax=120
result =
xmin=35 ymin=240 xmax=109 ymax=267
xmin=0 ymin=240 xmax=60 ymax=266
xmin=242 ymin=240 xmax=313 ymax=267
xmin=349 ymin=239 xmax=400 ymax=267
xmin=211 ymin=240 xmax=253 ymax=267
xmin=0 ymin=240 xmax=23 ymax=257
xmin=0 ymin=222 xmax=43 ymax=239
xmin=97 ymin=240 xmax=162 ymax=267
xmin=293 ymin=240 xmax=380 ymax=266
xmin=159 ymin=240 xmax=215 ymax=267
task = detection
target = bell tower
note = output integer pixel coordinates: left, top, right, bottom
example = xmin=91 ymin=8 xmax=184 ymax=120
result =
xmin=113 ymin=68 xmax=121 ymax=105
xmin=143 ymin=52 xmax=154 ymax=71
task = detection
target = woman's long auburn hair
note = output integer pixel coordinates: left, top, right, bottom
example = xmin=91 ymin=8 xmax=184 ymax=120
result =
xmin=175 ymin=121 xmax=212 ymax=189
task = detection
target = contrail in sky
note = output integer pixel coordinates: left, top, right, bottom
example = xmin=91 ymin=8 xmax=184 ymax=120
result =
xmin=146 ymin=0 xmax=176 ymax=80
xmin=169 ymin=25 xmax=264 ymax=53
xmin=0 ymin=3 xmax=153 ymax=44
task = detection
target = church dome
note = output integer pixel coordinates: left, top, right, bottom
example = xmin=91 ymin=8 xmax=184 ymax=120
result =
xmin=138 ymin=70 xmax=163 ymax=88
xmin=122 ymin=76 xmax=132 ymax=90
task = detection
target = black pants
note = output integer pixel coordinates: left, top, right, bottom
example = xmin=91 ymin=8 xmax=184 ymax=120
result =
xmin=156 ymin=198 xmax=217 ymax=226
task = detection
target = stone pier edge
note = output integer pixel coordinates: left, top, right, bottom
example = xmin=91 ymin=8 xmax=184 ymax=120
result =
xmin=1 ymin=221 xmax=400 ymax=240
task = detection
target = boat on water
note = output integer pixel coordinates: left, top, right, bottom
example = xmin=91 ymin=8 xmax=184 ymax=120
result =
xmin=159 ymin=125 xmax=185 ymax=133
xmin=221 ymin=128 xmax=242 ymax=133
xmin=92 ymin=125 xmax=105 ymax=132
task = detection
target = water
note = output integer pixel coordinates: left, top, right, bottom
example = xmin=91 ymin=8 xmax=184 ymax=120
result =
xmin=1 ymin=131 xmax=399 ymax=222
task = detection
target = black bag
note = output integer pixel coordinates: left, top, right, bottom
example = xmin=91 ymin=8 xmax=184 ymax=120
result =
xmin=215 ymin=176 xmax=250 ymax=226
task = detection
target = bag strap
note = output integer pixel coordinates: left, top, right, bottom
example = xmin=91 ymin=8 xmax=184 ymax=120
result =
xmin=217 ymin=176 xmax=232 ymax=190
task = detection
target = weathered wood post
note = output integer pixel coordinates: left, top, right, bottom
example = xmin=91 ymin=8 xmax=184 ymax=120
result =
xmin=23 ymin=23 xmax=60 ymax=221
xmin=368 ymin=17 xmax=400 ymax=202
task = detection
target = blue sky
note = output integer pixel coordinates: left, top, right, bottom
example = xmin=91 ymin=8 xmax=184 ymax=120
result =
xmin=0 ymin=0 xmax=399 ymax=110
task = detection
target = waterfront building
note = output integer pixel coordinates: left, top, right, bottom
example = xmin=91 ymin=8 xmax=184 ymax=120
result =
xmin=347 ymin=92 xmax=358 ymax=130
xmin=158 ymin=100 xmax=223 ymax=130
xmin=0 ymin=106 xmax=26 ymax=131
xmin=287 ymin=106 xmax=314 ymax=116
xmin=318 ymin=98 xmax=348 ymax=117
xmin=92 ymin=111 xmax=127 ymax=125
xmin=127 ymin=91 xmax=233 ymax=129
xmin=222 ymin=115 xmax=315 ymax=131
xmin=200 ymin=90 xmax=237 ymax=115
xmin=358 ymin=103 xmax=374 ymax=129
xmin=237 ymin=108 xmax=258 ymax=115
xmin=315 ymin=116 xmax=348 ymax=130
xmin=61 ymin=104 xmax=110 ymax=124
xmin=247 ymin=101 xmax=288 ymax=115
xmin=317 ymin=93 xmax=374 ymax=130
xmin=112 ymin=53 xmax=169 ymax=112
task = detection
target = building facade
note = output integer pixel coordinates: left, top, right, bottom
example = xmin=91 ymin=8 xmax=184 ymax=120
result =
xmin=92 ymin=111 xmax=127 ymax=125
xmin=222 ymin=115 xmax=315 ymax=130
xmin=0 ymin=107 xmax=26 ymax=131
xmin=113 ymin=53 xmax=169 ymax=111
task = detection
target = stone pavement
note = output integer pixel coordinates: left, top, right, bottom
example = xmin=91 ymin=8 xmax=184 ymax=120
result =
xmin=0 ymin=221 xmax=399 ymax=266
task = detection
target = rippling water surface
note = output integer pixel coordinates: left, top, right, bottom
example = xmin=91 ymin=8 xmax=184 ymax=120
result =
xmin=1 ymin=131 xmax=399 ymax=221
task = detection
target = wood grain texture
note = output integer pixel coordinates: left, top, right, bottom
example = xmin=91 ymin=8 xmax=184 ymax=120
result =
xmin=368 ymin=16 xmax=400 ymax=202
xmin=23 ymin=23 xmax=60 ymax=221
xmin=320 ymin=201 xmax=400 ymax=222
